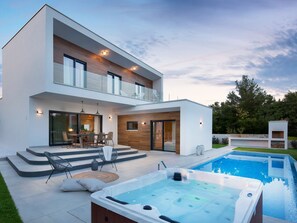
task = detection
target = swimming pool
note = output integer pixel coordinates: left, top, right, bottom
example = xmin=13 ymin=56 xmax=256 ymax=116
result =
xmin=91 ymin=168 xmax=263 ymax=223
xmin=192 ymin=151 xmax=297 ymax=222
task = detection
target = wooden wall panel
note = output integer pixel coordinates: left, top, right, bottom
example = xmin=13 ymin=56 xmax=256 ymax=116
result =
xmin=53 ymin=35 xmax=153 ymax=88
xmin=118 ymin=112 xmax=180 ymax=154
xmin=91 ymin=203 xmax=136 ymax=223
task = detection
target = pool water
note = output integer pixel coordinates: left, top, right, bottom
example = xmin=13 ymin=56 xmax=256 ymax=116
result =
xmin=193 ymin=151 xmax=297 ymax=222
xmin=115 ymin=179 xmax=241 ymax=223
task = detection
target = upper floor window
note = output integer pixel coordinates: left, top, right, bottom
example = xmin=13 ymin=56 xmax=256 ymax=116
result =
xmin=135 ymin=82 xmax=145 ymax=99
xmin=107 ymin=72 xmax=121 ymax=95
xmin=63 ymin=55 xmax=86 ymax=88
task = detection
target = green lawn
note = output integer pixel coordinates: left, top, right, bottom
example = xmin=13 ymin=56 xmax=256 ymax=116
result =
xmin=212 ymin=144 xmax=227 ymax=149
xmin=0 ymin=173 xmax=22 ymax=223
xmin=288 ymin=136 xmax=297 ymax=140
xmin=234 ymin=147 xmax=297 ymax=160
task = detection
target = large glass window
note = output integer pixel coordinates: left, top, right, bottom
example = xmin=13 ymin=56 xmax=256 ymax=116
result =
xmin=63 ymin=57 xmax=74 ymax=85
xmin=49 ymin=111 xmax=102 ymax=146
xmin=151 ymin=120 xmax=176 ymax=152
xmin=107 ymin=72 xmax=121 ymax=95
xmin=135 ymin=82 xmax=145 ymax=99
xmin=49 ymin=112 xmax=78 ymax=145
xmin=63 ymin=55 xmax=86 ymax=88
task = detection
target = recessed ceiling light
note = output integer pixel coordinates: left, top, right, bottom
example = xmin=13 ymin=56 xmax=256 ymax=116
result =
xmin=100 ymin=50 xmax=109 ymax=56
xmin=131 ymin=66 xmax=138 ymax=71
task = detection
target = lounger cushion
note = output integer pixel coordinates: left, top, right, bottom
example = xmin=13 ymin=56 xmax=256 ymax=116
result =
xmin=60 ymin=179 xmax=87 ymax=192
xmin=77 ymin=178 xmax=105 ymax=192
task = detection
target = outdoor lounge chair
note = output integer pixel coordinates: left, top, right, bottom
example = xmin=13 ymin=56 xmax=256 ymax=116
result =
xmin=44 ymin=152 xmax=73 ymax=183
xmin=98 ymin=146 xmax=118 ymax=171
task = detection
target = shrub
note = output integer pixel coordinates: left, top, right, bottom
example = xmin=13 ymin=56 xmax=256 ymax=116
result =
xmin=222 ymin=138 xmax=228 ymax=145
xmin=291 ymin=140 xmax=297 ymax=149
xmin=212 ymin=136 xmax=219 ymax=144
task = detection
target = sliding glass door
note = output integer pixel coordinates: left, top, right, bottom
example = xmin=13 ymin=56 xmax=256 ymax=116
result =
xmin=49 ymin=112 xmax=78 ymax=145
xmin=151 ymin=120 xmax=176 ymax=152
xmin=49 ymin=111 xmax=102 ymax=146
xmin=152 ymin=121 xmax=163 ymax=151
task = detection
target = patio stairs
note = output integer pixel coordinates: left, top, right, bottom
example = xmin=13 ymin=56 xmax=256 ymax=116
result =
xmin=7 ymin=145 xmax=146 ymax=177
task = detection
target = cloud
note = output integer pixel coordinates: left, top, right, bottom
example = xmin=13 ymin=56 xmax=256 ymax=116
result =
xmin=118 ymin=35 xmax=167 ymax=59
xmin=164 ymin=64 xmax=237 ymax=87
xmin=163 ymin=66 xmax=201 ymax=78
xmin=248 ymin=26 xmax=297 ymax=91
xmin=190 ymin=74 xmax=237 ymax=87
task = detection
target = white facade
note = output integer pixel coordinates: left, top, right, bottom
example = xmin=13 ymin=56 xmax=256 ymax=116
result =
xmin=0 ymin=5 xmax=212 ymax=156
xmin=268 ymin=121 xmax=288 ymax=150
xmin=118 ymin=100 xmax=212 ymax=155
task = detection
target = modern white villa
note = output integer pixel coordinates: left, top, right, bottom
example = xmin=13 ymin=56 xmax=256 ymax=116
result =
xmin=0 ymin=5 xmax=212 ymax=157
xmin=4 ymin=5 xmax=297 ymax=223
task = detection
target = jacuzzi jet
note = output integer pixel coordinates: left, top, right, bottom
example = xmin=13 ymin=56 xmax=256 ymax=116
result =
xmin=173 ymin=172 xmax=182 ymax=181
xmin=247 ymin=193 xmax=253 ymax=197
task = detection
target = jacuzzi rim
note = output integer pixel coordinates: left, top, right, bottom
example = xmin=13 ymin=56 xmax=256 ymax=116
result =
xmin=91 ymin=168 xmax=263 ymax=223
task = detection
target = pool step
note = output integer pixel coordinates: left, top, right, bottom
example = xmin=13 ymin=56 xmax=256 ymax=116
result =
xmin=7 ymin=152 xmax=146 ymax=177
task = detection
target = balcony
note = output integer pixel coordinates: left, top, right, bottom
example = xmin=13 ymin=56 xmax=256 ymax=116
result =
xmin=53 ymin=63 xmax=160 ymax=102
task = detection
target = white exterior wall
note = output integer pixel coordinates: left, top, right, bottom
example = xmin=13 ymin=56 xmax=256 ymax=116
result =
xmin=179 ymin=101 xmax=212 ymax=155
xmin=118 ymin=100 xmax=212 ymax=156
xmin=29 ymin=98 xmax=118 ymax=147
xmin=0 ymin=9 xmax=48 ymax=155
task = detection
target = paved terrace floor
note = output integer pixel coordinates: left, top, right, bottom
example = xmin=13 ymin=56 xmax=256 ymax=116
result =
xmin=0 ymin=146 xmax=284 ymax=223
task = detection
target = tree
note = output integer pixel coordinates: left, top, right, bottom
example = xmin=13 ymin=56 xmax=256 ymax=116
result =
xmin=282 ymin=91 xmax=297 ymax=135
xmin=211 ymin=75 xmax=275 ymax=134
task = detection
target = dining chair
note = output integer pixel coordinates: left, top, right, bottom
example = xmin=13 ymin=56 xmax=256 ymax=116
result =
xmin=105 ymin=132 xmax=114 ymax=146
xmin=62 ymin=131 xmax=73 ymax=148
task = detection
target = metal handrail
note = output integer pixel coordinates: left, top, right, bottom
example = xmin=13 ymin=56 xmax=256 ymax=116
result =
xmin=158 ymin=160 xmax=167 ymax=170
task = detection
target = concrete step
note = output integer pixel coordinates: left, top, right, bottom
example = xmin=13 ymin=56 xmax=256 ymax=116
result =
xmin=17 ymin=149 xmax=139 ymax=165
xmin=27 ymin=145 xmax=131 ymax=157
xmin=7 ymin=152 xmax=147 ymax=177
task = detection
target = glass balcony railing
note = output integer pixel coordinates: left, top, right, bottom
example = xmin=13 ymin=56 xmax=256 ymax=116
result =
xmin=53 ymin=62 xmax=161 ymax=102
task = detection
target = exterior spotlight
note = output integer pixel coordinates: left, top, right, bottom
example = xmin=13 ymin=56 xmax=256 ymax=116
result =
xmin=36 ymin=109 xmax=43 ymax=115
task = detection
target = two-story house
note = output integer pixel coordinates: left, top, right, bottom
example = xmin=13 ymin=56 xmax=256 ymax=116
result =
xmin=0 ymin=5 xmax=212 ymax=158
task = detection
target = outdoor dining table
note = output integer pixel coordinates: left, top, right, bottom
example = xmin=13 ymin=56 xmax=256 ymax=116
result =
xmin=68 ymin=133 xmax=90 ymax=148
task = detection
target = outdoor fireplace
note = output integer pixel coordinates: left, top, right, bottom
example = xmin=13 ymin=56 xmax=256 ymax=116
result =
xmin=268 ymin=121 xmax=288 ymax=150
xmin=272 ymin=131 xmax=284 ymax=139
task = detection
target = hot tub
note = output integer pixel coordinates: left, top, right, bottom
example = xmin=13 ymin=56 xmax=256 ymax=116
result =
xmin=91 ymin=168 xmax=263 ymax=223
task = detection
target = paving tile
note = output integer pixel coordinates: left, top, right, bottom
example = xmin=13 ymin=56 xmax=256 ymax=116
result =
xmin=68 ymin=203 xmax=91 ymax=223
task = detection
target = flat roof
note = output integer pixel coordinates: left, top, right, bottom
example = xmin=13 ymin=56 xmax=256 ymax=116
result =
xmin=2 ymin=4 xmax=163 ymax=81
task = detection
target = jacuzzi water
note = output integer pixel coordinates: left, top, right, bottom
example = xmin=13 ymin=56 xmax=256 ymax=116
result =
xmin=91 ymin=168 xmax=262 ymax=223
xmin=192 ymin=151 xmax=297 ymax=222
xmin=115 ymin=178 xmax=241 ymax=223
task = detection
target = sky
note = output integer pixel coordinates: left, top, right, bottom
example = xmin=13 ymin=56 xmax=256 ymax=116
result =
xmin=0 ymin=0 xmax=297 ymax=105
